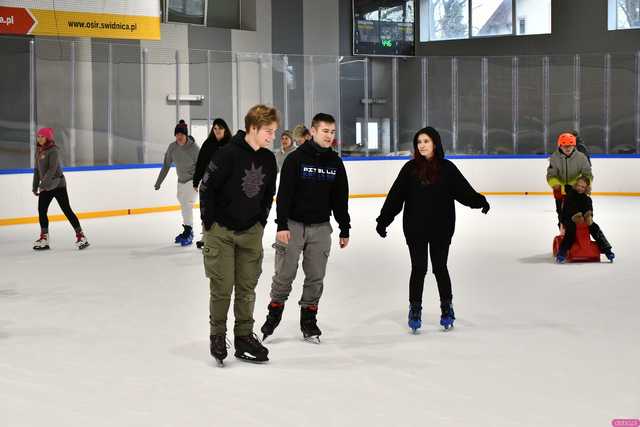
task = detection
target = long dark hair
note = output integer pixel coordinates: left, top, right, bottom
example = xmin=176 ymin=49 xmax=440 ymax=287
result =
xmin=412 ymin=126 xmax=445 ymax=184
xmin=209 ymin=118 xmax=232 ymax=143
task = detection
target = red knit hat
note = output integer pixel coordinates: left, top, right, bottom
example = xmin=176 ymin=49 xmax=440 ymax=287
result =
xmin=37 ymin=127 xmax=54 ymax=142
xmin=557 ymin=133 xmax=576 ymax=147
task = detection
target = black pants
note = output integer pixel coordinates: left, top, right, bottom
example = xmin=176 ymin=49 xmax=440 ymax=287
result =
xmin=38 ymin=186 xmax=81 ymax=233
xmin=558 ymin=221 xmax=612 ymax=255
xmin=406 ymin=239 xmax=452 ymax=309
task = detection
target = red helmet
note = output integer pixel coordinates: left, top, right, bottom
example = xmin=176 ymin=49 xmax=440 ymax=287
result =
xmin=557 ymin=133 xmax=577 ymax=147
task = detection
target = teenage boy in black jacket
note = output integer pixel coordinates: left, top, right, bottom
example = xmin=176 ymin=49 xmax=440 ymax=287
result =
xmin=200 ymin=105 xmax=278 ymax=365
xmin=260 ymin=113 xmax=350 ymax=343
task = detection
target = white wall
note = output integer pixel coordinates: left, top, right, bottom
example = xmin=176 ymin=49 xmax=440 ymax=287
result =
xmin=2 ymin=158 xmax=639 ymax=221
xmin=141 ymin=24 xmax=191 ymax=162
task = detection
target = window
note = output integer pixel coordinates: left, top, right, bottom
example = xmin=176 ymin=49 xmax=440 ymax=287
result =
xmin=167 ymin=0 xmax=206 ymax=25
xmin=473 ymin=0 xmax=512 ymax=37
xmin=515 ymin=0 xmax=550 ymax=35
xmin=420 ymin=0 xmax=470 ymax=41
xmin=610 ymin=0 xmax=640 ymax=29
xmin=420 ymin=0 xmax=551 ymax=41
xmin=518 ymin=17 xmax=526 ymax=34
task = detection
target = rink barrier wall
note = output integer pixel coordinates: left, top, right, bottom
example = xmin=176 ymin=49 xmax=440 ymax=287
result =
xmin=1 ymin=156 xmax=639 ymax=226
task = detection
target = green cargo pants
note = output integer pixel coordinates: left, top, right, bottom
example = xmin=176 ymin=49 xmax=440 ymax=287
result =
xmin=203 ymin=222 xmax=264 ymax=336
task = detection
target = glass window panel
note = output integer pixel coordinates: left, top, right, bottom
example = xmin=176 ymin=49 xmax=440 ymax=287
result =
xmin=579 ymin=55 xmax=606 ymax=155
xmin=616 ymin=0 xmax=640 ymax=29
xmin=516 ymin=56 xmax=545 ymax=154
xmin=609 ymin=54 xmax=637 ymax=154
xmin=398 ymin=58 xmax=423 ymax=154
xmin=426 ymin=57 xmax=454 ymax=152
xmin=457 ymin=57 xmax=483 ymax=154
xmin=421 ymin=0 xmax=469 ymax=41
xmin=516 ymin=0 xmax=551 ymax=35
xmin=487 ymin=57 xmax=514 ymax=154
xmin=472 ymin=0 xmax=513 ymax=37
xmin=168 ymin=0 xmax=205 ymax=25
xmin=548 ymin=55 xmax=575 ymax=153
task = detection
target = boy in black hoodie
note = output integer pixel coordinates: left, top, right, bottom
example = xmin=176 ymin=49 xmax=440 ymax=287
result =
xmin=260 ymin=113 xmax=350 ymax=343
xmin=199 ymin=105 xmax=278 ymax=365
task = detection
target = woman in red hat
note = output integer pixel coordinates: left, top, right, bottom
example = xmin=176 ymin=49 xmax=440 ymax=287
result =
xmin=32 ymin=127 xmax=89 ymax=250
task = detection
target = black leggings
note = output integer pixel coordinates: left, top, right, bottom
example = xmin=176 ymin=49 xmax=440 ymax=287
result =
xmin=38 ymin=187 xmax=81 ymax=233
xmin=406 ymin=239 xmax=452 ymax=309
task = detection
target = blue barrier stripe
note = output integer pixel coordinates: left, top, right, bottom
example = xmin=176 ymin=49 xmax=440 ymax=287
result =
xmin=0 ymin=163 xmax=165 ymax=175
xmin=1 ymin=154 xmax=639 ymax=175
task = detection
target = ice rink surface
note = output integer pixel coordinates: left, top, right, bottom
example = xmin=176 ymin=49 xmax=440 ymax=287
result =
xmin=1 ymin=196 xmax=639 ymax=427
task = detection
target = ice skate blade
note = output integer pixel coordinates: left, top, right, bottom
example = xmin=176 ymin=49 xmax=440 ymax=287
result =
xmin=33 ymin=246 xmax=50 ymax=251
xmin=441 ymin=325 xmax=454 ymax=332
xmin=303 ymin=335 xmax=321 ymax=344
xmin=234 ymin=354 xmax=269 ymax=364
xmin=410 ymin=328 xmax=420 ymax=334
xmin=214 ymin=359 xmax=225 ymax=367
xmin=77 ymin=242 xmax=90 ymax=250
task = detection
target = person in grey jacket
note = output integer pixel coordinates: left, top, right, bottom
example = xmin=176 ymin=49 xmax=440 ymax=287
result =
xmin=546 ymin=133 xmax=593 ymax=225
xmin=274 ymin=131 xmax=296 ymax=171
xmin=155 ymin=120 xmax=200 ymax=245
xmin=32 ymin=127 xmax=89 ymax=251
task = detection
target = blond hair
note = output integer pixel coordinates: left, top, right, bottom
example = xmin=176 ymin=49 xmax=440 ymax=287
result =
xmin=245 ymin=104 xmax=280 ymax=132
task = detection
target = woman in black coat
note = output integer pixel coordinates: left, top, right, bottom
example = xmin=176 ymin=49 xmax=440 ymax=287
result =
xmin=376 ymin=127 xmax=490 ymax=332
xmin=193 ymin=118 xmax=232 ymax=248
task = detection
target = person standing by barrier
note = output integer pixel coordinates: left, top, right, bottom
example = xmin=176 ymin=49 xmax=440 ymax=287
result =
xmin=155 ymin=120 xmax=200 ymax=246
xmin=193 ymin=118 xmax=232 ymax=249
xmin=32 ymin=127 xmax=89 ymax=251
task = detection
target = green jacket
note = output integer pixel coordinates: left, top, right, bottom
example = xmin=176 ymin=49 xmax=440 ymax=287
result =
xmin=546 ymin=149 xmax=592 ymax=188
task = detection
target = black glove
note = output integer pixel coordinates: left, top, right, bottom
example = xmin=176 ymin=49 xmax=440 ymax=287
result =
xmin=376 ymin=223 xmax=387 ymax=238
xmin=481 ymin=199 xmax=490 ymax=214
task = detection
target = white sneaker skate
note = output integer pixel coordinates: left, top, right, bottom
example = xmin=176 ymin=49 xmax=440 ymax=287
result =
xmin=75 ymin=232 xmax=90 ymax=250
xmin=33 ymin=233 xmax=50 ymax=250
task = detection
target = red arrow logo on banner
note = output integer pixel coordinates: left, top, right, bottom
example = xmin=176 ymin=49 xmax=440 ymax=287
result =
xmin=0 ymin=6 xmax=37 ymax=35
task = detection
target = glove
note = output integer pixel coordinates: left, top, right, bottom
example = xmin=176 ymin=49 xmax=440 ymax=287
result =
xmin=481 ymin=199 xmax=490 ymax=214
xmin=552 ymin=186 xmax=563 ymax=200
xmin=584 ymin=210 xmax=593 ymax=226
xmin=376 ymin=223 xmax=387 ymax=238
xmin=571 ymin=212 xmax=584 ymax=224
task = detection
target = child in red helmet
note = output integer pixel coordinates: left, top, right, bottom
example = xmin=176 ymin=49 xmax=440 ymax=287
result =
xmin=546 ymin=133 xmax=592 ymax=226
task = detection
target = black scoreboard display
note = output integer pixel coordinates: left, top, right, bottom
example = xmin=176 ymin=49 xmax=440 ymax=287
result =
xmin=353 ymin=0 xmax=415 ymax=56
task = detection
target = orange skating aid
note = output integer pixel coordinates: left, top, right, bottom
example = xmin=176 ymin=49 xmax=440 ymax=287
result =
xmin=553 ymin=223 xmax=601 ymax=262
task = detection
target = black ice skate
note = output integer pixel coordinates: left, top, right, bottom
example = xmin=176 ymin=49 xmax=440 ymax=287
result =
xmin=210 ymin=334 xmax=229 ymax=366
xmin=440 ymin=303 xmax=455 ymax=331
xmin=234 ymin=333 xmax=269 ymax=363
xmin=300 ymin=305 xmax=322 ymax=344
xmin=261 ymin=301 xmax=285 ymax=341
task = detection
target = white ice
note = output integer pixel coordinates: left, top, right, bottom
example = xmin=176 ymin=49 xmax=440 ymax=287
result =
xmin=1 ymin=197 xmax=639 ymax=427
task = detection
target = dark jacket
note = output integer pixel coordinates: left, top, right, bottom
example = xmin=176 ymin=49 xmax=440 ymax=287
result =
xmin=561 ymin=187 xmax=593 ymax=224
xmin=377 ymin=159 xmax=487 ymax=243
xmin=193 ymin=134 xmax=229 ymax=188
xmin=276 ymin=141 xmax=350 ymax=238
xmin=33 ymin=143 xmax=66 ymax=192
xmin=199 ymin=130 xmax=277 ymax=232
